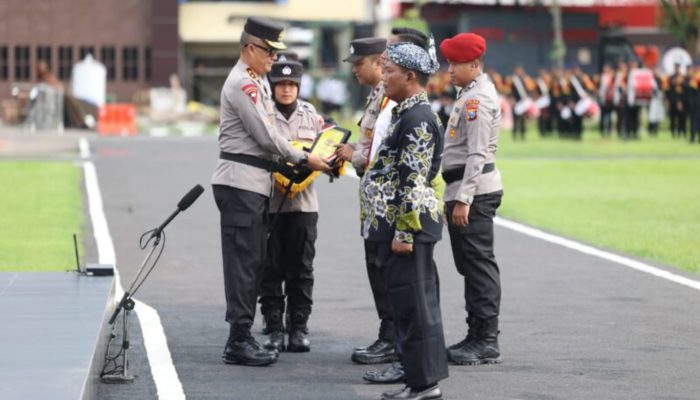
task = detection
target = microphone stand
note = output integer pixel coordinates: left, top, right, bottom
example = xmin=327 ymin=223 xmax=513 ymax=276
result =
xmin=101 ymin=233 xmax=164 ymax=383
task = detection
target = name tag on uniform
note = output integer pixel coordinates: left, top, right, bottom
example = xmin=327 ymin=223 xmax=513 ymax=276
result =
xmin=298 ymin=129 xmax=315 ymax=140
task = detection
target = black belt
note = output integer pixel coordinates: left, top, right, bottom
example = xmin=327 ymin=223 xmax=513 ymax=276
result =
xmin=220 ymin=152 xmax=278 ymax=172
xmin=442 ymin=163 xmax=495 ymax=184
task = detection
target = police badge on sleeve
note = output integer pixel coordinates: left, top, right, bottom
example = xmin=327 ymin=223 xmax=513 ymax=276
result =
xmin=242 ymin=83 xmax=258 ymax=104
xmin=466 ymin=99 xmax=479 ymax=121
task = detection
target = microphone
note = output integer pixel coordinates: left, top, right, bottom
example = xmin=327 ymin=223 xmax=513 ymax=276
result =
xmin=177 ymin=184 xmax=204 ymax=211
xmin=151 ymin=185 xmax=204 ymax=239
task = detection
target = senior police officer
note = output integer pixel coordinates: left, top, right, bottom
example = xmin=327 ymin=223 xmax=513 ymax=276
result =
xmin=439 ymin=33 xmax=504 ymax=366
xmin=212 ymin=17 xmax=329 ymax=367
xmin=259 ymin=59 xmax=324 ymax=353
xmin=335 ymin=37 xmax=402 ymax=366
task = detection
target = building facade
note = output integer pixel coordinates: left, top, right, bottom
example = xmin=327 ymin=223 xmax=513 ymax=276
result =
xmin=0 ymin=0 xmax=178 ymax=103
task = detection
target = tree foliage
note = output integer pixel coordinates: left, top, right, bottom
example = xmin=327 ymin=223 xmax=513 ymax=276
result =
xmin=660 ymin=0 xmax=700 ymax=58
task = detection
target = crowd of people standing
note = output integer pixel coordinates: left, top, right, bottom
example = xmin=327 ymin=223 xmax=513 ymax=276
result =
xmin=429 ymin=59 xmax=700 ymax=143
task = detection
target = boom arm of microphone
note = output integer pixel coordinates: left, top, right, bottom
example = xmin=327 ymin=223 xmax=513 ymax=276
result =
xmin=110 ymin=184 xmax=205 ymax=325
xmin=150 ymin=185 xmax=204 ymax=240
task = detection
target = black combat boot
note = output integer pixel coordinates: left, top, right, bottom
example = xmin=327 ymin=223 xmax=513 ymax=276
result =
xmin=262 ymin=310 xmax=286 ymax=352
xmin=446 ymin=314 xmax=476 ymax=351
xmin=222 ymin=324 xmax=278 ymax=366
xmin=447 ymin=317 xmax=501 ymax=365
xmin=351 ymin=319 xmax=399 ymax=364
xmin=287 ymin=311 xmax=311 ymax=352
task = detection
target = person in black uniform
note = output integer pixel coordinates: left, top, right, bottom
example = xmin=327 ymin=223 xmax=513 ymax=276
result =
xmin=211 ymin=17 xmax=329 ymax=367
xmin=668 ymin=63 xmax=688 ymax=138
xmin=687 ymin=64 xmax=700 ymax=143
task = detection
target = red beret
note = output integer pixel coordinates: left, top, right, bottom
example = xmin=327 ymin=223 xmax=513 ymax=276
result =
xmin=440 ymin=33 xmax=487 ymax=63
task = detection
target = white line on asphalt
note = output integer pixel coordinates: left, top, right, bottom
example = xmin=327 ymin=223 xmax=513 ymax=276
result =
xmin=135 ymin=300 xmax=187 ymax=399
xmin=347 ymin=165 xmax=700 ymax=291
xmin=78 ymin=136 xmax=90 ymax=159
xmin=80 ymin=136 xmax=186 ymax=399
xmin=494 ymin=217 xmax=700 ymax=291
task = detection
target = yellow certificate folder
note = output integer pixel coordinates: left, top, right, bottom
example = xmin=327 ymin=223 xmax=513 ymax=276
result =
xmin=274 ymin=125 xmax=351 ymax=198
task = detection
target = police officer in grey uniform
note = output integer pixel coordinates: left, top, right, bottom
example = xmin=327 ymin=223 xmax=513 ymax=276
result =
xmin=439 ymin=33 xmax=504 ymax=366
xmin=212 ymin=17 xmax=329 ymax=367
xmin=259 ymin=59 xmax=324 ymax=353
xmin=336 ymin=37 xmax=402 ymax=366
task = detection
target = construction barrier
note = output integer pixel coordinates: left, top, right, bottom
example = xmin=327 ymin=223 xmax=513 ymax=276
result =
xmin=97 ymin=104 xmax=137 ymax=136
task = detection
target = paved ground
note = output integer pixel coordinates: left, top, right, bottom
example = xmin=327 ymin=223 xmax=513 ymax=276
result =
xmin=88 ymin=136 xmax=700 ymax=400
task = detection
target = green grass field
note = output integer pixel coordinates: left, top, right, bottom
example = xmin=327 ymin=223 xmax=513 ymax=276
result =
xmin=0 ymin=162 xmax=84 ymax=272
xmin=497 ymin=127 xmax=700 ymax=274
xmin=345 ymin=114 xmax=700 ymax=274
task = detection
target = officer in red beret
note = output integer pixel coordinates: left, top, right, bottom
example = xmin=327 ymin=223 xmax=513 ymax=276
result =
xmin=439 ymin=33 xmax=505 ymax=366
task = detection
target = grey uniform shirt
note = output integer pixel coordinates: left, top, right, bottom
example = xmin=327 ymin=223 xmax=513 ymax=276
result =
xmin=442 ymin=73 xmax=503 ymax=204
xmin=352 ymin=82 xmax=386 ymax=172
xmin=211 ymin=59 xmax=305 ymax=197
xmin=269 ymin=100 xmax=324 ymax=213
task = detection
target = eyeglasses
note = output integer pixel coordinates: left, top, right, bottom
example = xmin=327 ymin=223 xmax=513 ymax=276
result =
xmin=248 ymin=43 xmax=277 ymax=57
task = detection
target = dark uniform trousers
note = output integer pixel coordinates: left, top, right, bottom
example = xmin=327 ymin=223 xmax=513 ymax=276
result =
xmin=670 ymin=104 xmax=687 ymax=137
xmin=446 ymin=191 xmax=503 ymax=320
xmin=366 ymin=241 xmax=449 ymax=387
xmin=213 ymin=185 xmax=269 ymax=333
xmin=364 ymin=240 xmax=395 ymax=329
xmin=260 ymin=212 xmax=318 ymax=318
xmin=689 ymin=90 xmax=700 ymax=142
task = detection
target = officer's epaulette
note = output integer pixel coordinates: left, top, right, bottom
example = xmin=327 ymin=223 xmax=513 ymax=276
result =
xmin=246 ymin=68 xmax=257 ymax=80
xmin=299 ymin=100 xmax=317 ymax=113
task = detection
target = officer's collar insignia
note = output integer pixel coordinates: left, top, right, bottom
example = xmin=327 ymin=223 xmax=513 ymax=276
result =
xmin=350 ymin=45 xmax=355 ymax=54
xmin=246 ymin=68 xmax=257 ymax=80
xmin=282 ymin=66 xmax=292 ymax=76
xmin=467 ymin=80 xmax=477 ymax=90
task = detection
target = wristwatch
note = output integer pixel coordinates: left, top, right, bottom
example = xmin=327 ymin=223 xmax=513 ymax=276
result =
xmin=298 ymin=153 xmax=309 ymax=167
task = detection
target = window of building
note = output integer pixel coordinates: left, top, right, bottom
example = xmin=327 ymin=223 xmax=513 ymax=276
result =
xmin=101 ymin=47 xmax=116 ymax=81
xmin=14 ymin=46 xmax=30 ymax=81
xmin=144 ymin=47 xmax=152 ymax=81
xmin=122 ymin=47 xmax=139 ymax=81
xmin=0 ymin=47 xmax=8 ymax=80
xmin=79 ymin=46 xmax=94 ymax=60
xmin=36 ymin=46 xmax=52 ymax=70
xmin=58 ymin=46 xmax=73 ymax=80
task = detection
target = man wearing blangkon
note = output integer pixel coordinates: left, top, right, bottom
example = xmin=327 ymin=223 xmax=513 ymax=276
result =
xmin=211 ymin=17 xmax=329 ymax=367
xmin=360 ymin=39 xmax=448 ymax=400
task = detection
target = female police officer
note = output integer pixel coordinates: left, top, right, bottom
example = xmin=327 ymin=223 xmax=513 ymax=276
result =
xmin=258 ymin=58 xmax=325 ymax=354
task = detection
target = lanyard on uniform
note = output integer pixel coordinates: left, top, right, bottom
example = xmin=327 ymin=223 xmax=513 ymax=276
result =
xmin=365 ymin=96 xmax=391 ymax=170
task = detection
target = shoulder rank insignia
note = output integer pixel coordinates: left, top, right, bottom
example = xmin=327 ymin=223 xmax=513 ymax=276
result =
xmin=246 ymin=68 xmax=257 ymax=80
xmin=466 ymin=101 xmax=478 ymax=121
xmin=242 ymin=83 xmax=258 ymax=104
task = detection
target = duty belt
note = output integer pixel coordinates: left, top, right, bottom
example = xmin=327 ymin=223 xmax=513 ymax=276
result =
xmin=442 ymin=163 xmax=495 ymax=184
xmin=219 ymin=152 xmax=279 ymax=172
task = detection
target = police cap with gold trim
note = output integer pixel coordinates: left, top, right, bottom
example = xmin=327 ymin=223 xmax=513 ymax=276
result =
xmin=244 ymin=17 xmax=287 ymax=50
